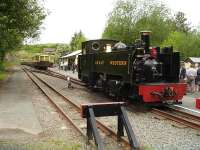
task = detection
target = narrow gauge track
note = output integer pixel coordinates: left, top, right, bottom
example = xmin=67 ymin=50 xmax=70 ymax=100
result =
xmin=22 ymin=67 xmax=132 ymax=150
xmin=47 ymin=69 xmax=200 ymax=132
xmin=47 ymin=70 xmax=85 ymax=86
xmin=22 ymin=65 xmax=85 ymax=86
xmin=23 ymin=68 xmax=92 ymax=148
xmin=151 ymin=107 xmax=200 ymax=131
xmin=47 ymin=68 xmax=200 ymax=132
xmin=29 ymin=67 xmax=200 ymax=132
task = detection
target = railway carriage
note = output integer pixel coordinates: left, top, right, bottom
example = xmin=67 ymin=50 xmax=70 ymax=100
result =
xmin=32 ymin=54 xmax=54 ymax=70
xmin=78 ymin=31 xmax=186 ymax=104
xmin=21 ymin=54 xmax=54 ymax=70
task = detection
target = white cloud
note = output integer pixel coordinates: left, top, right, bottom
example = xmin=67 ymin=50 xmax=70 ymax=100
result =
xmin=37 ymin=0 xmax=200 ymax=44
xmin=38 ymin=0 xmax=114 ymax=44
xmin=164 ymin=0 xmax=200 ymax=26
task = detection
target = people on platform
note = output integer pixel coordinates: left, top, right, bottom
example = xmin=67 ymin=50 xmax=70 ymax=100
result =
xmin=186 ymin=64 xmax=197 ymax=93
xmin=195 ymin=64 xmax=200 ymax=92
xmin=179 ymin=63 xmax=186 ymax=82
xmin=72 ymin=62 xmax=76 ymax=73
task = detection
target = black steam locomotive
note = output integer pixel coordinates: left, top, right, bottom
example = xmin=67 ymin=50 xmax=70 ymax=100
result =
xmin=78 ymin=31 xmax=186 ymax=104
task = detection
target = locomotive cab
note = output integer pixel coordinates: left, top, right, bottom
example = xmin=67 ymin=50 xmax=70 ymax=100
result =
xmin=82 ymin=39 xmax=118 ymax=54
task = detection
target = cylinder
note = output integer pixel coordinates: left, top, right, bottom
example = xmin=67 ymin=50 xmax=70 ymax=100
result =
xmin=140 ymin=31 xmax=151 ymax=54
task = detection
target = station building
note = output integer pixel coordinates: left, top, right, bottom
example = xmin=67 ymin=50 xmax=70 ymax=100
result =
xmin=184 ymin=57 xmax=200 ymax=68
xmin=59 ymin=50 xmax=81 ymax=70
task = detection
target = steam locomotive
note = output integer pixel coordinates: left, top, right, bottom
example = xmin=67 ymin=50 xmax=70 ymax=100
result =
xmin=78 ymin=31 xmax=186 ymax=104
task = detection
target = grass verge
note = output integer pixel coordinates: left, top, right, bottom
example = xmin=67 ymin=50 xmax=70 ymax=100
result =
xmin=0 ymin=60 xmax=19 ymax=81
xmin=0 ymin=71 xmax=7 ymax=81
xmin=0 ymin=139 xmax=81 ymax=150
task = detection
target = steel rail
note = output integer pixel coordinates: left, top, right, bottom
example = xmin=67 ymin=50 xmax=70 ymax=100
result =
xmin=34 ymin=69 xmax=132 ymax=149
xmin=151 ymin=108 xmax=200 ymax=131
xmin=23 ymin=68 xmax=96 ymax=148
xmin=23 ymin=67 xmax=133 ymax=149
xmin=167 ymin=106 xmax=200 ymax=122
xmin=47 ymin=69 xmax=85 ymax=86
xmin=22 ymin=66 xmax=85 ymax=86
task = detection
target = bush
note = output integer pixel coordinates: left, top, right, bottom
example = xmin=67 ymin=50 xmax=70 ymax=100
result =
xmin=0 ymin=71 xmax=7 ymax=80
xmin=0 ymin=62 xmax=5 ymax=71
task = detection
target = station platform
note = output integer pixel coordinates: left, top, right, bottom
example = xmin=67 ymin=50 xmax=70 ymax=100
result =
xmin=179 ymin=94 xmax=200 ymax=116
xmin=182 ymin=96 xmax=198 ymax=110
xmin=0 ymin=67 xmax=42 ymax=135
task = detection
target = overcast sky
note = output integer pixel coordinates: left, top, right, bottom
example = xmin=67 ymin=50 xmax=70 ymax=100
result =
xmin=36 ymin=0 xmax=200 ymax=44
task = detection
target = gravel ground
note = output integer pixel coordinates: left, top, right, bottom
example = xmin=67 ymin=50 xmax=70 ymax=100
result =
xmin=0 ymin=68 xmax=85 ymax=150
xmin=48 ymin=68 xmax=79 ymax=80
xmin=127 ymin=110 xmax=200 ymax=150
xmin=37 ymin=72 xmax=200 ymax=150
xmin=33 ymin=72 xmax=127 ymax=150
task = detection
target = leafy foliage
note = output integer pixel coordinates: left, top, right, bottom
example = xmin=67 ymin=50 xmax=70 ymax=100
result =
xmin=171 ymin=12 xmax=191 ymax=33
xmin=0 ymin=0 xmax=46 ymax=61
xmin=162 ymin=31 xmax=200 ymax=59
xmin=19 ymin=43 xmax=70 ymax=60
xmin=102 ymin=0 xmax=171 ymax=44
xmin=102 ymin=0 xmax=199 ymax=59
xmin=132 ymin=5 xmax=173 ymax=45
xmin=22 ymin=44 xmax=63 ymax=53
xmin=70 ymin=31 xmax=87 ymax=51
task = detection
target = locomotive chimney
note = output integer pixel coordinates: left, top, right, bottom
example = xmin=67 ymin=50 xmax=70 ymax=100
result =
xmin=140 ymin=31 xmax=151 ymax=54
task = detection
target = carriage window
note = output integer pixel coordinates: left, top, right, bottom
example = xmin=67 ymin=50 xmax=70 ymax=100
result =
xmin=45 ymin=56 xmax=49 ymax=61
xmin=40 ymin=56 xmax=45 ymax=61
xmin=36 ymin=56 xmax=39 ymax=61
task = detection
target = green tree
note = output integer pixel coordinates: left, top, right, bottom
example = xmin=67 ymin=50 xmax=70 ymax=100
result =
xmin=0 ymin=0 xmax=46 ymax=63
xmin=55 ymin=44 xmax=70 ymax=62
xmin=56 ymin=44 xmax=70 ymax=55
xmin=102 ymin=0 xmax=138 ymax=43
xmin=162 ymin=31 xmax=200 ymax=59
xmin=132 ymin=5 xmax=172 ymax=45
xmin=70 ymin=31 xmax=87 ymax=51
xmin=171 ymin=11 xmax=191 ymax=33
xmin=102 ymin=0 xmax=171 ymax=44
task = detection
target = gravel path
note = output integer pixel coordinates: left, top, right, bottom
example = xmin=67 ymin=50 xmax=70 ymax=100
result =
xmin=38 ymin=72 xmax=200 ymax=150
xmin=33 ymin=71 xmax=127 ymax=150
xmin=0 ymin=67 xmax=84 ymax=150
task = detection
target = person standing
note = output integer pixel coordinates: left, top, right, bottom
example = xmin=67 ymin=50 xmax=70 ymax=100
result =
xmin=179 ymin=63 xmax=186 ymax=82
xmin=195 ymin=64 xmax=200 ymax=92
xmin=72 ymin=62 xmax=75 ymax=74
xmin=64 ymin=72 xmax=73 ymax=89
xmin=186 ymin=64 xmax=197 ymax=93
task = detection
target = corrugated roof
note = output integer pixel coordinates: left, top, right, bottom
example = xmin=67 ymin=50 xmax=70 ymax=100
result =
xmin=61 ymin=50 xmax=81 ymax=58
xmin=186 ymin=57 xmax=200 ymax=63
